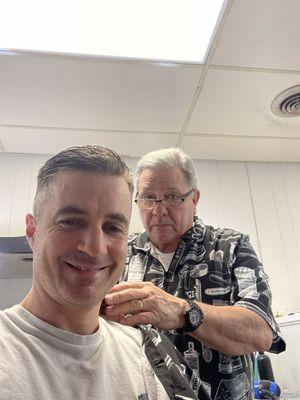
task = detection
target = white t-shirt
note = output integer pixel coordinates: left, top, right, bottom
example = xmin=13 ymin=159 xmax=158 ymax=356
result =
xmin=151 ymin=245 xmax=174 ymax=271
xmin=0 ymin=305 xmax=168 ymax=400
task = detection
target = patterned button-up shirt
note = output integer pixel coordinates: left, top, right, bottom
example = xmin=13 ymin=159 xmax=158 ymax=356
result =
xmin=122 ymin=218 xmax=285 ymax=400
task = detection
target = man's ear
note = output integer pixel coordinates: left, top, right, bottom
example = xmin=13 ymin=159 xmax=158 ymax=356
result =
xmin=193 ymin=189 xmax=200 ymax=207
xmin=25 ymin=213 xmax=36 ymax=250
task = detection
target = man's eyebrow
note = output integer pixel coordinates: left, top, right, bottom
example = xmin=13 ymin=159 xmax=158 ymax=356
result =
xmin=165 ymin=187 xmax=181 ymax=191
xmin=106 ymin=213 xmax=129 ymax=227
xmin=141 ymin=186 xmax=180 ymax=193
xmin=55 ymin=206 xmax=88 ymax=217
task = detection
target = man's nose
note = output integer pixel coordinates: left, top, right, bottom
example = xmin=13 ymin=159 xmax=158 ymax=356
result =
xmin=77 ymin=228 xmax=108 ymax=257
xmin=152 ymin=201 xmax=168 ymax=216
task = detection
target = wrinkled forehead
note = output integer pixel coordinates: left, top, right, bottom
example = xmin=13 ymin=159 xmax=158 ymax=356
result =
xmin=137 ymin=166 xmax=189 ymax=192
xmin=39 ymin=170 xmax=132 ymax=217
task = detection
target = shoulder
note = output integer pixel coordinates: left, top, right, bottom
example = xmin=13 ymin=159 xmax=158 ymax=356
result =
xmin=0 ymin=307 xmax=27 ymax=363
xmin=128 ymin=231 xmax=149 ymax=247
xmin=0 ymin=306 xmax=18 ymax=329
xmin=207 ymin=224 xmax=244 ymax=239
xmin=191 ymin=218 xmax=246 ymax=242
xmin=127 ymin=232 xmax=151 ymax=255
xmin=0 ymin=310 xmax=7 ymax=335
xmin=204 ymin=224 xmax=248 ymax=245
xmin=128 ymin=232 xmax=140 ymax=244
xmin=99 ymin=318 xmax=143 ymax=348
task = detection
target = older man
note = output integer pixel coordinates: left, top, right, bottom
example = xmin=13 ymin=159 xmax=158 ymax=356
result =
xmin=0 ymin=146 xmax=199 ymax=400
xmin=105 ymin=147 xmax=285 ymax=400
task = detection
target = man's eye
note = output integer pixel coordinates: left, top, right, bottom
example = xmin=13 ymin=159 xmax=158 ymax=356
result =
xmin=59 ymin=219 xmax=83 ymax=227
xmin=103 ymin=224 xmax=125 ymax=237
xmin=165 ymin=194 xmax=180 ymax=200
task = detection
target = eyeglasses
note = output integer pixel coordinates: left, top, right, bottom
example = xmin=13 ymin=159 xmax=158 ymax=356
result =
xmin=135 ymin=189 xmax=195 ymax=210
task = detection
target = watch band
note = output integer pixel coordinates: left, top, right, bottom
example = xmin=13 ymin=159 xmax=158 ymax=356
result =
xmin=176 ymin=300 xmax=204 ymax=334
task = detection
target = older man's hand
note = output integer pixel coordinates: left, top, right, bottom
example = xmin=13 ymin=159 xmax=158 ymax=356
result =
xmin=104 ymin=281 xmax=188 ymax=330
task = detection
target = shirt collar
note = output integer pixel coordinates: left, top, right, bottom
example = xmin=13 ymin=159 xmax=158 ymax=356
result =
xmin=130 ymin=216 xmax=206 ymax=252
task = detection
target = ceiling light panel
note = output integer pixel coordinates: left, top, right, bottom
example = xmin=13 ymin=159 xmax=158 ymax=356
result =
xmin=0 ymin=0 xmax=226 ymax=63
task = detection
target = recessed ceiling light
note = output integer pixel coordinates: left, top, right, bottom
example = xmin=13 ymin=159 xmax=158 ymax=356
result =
xmin=0 ymin=0 xmax=226 ymax=63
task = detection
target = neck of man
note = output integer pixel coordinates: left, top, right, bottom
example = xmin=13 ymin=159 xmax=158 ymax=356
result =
xmin=151 ymin=240 xmax=179 ymax=253
xmin=20 ymin=288 xmax=100 ymax=335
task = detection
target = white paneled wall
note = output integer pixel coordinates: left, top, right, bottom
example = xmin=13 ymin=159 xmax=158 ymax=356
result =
xmin=0 ymin=152 xmax=300 ymax=314
xmin=269 ymin=315 xmax=300 ymax=391
xmin=0 ymin=153 xmax=49 ymax=236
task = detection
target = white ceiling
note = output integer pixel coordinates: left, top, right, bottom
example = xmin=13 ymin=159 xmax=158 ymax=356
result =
xmin=0 ymin=0 xmax=300 ymax=162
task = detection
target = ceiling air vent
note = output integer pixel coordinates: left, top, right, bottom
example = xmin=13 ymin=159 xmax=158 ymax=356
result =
xmin=271 ymin=85 xmax=300 ymax=117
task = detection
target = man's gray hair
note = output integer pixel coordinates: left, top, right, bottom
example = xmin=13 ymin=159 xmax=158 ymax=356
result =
xmin=136 ymin=147 xmax=198 ymax=190
xmin=33 ymin=145 xmax=133 ymax=217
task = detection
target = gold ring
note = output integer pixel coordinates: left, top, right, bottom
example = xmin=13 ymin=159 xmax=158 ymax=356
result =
xmin=138 ymin=299 xmax=144 ymax=312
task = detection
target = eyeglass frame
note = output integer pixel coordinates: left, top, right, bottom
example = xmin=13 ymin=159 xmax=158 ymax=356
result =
xmin=134 ymin=188 xmax=195 ymax=209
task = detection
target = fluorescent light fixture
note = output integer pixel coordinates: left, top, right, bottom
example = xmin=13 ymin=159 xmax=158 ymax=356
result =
xmin=0 ymin=0 xmax=226 ymax=63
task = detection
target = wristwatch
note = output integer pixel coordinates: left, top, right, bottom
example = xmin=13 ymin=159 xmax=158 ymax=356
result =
xmin=177 ymin=300 xmax=204 ymax=334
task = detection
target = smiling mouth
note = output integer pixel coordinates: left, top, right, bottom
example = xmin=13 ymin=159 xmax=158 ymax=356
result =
xmin=65 ymin=261 xmax=107 ymax=272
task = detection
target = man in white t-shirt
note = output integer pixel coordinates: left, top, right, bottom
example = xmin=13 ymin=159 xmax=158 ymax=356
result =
xmin=0 ymin=145 xmax=199 ymax=400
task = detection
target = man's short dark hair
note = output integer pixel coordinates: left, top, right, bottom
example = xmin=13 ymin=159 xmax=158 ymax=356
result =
xmin=33 ymin=145 xmax=133 ymax=217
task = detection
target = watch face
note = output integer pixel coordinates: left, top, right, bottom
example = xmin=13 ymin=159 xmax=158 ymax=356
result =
xmin=189 ymin=308 xmax=202 ymax=326
xmin=185 ymin=301 xmax=204 ymax=332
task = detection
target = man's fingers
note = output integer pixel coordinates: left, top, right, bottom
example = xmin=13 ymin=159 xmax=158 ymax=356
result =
xmin=105 ymin=298 xmax=147 ymax=316
xmin=108 ymin=281 xmax=150 ymax=294
xmin=104 ymin=281 xmax=180 ymax=330
xmin=105 ymin=286 xmax=151 ymax=305
xmin=119 ymin=311 xmax=158 ymax=327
